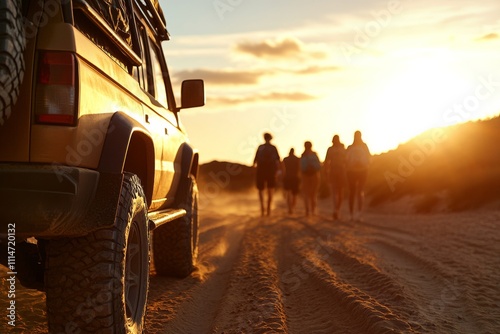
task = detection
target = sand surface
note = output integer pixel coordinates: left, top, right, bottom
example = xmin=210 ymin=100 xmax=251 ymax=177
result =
xmin=1 ymin=193 xmax=500 ymax=333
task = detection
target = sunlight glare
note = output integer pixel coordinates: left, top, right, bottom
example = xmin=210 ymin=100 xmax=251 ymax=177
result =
xmin=365 ymin=51 xmax=468 ymax=153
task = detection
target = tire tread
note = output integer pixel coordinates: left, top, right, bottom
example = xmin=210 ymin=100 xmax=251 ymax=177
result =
xmin=45 ymin=174 xmax=149 ymax=333
xmin=153 ymin=176 xmax=199 ymax=278
xmin=0 ymin=0 xmax=26 ymax=124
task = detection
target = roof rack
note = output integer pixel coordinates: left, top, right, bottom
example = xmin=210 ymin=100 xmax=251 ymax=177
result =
xmin=73 ymin=0 xmax=142 ymax=66
xmin=135 ymin=0 xmax=170 ymax=40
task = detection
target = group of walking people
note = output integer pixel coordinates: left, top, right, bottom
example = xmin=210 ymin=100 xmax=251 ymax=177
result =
xmin=253 ymin=131 xmax=371 ymax=220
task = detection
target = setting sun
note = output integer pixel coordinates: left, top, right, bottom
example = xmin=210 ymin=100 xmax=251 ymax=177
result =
xmin=3 ymin=1 xmax=500 ymax=332
xmin=362 ymin=50 xmax=470 ymax=153
xmin=163 ymin=0 xmax=500 ymax=163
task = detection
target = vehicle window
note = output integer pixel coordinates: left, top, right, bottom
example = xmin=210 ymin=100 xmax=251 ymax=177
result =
xmin=133 ymin=24 xmax=148 ymax=92
xmin=85 ymin=0 xmax=133 ymax=47
xmin=132 ymin=62 xmax=141 ymax=85
xmin=147 ymin=40 xmax=168 ymax=107
xmin=73 ymin=0 xmax=140 ymax=70
xmin=74 ymin=10 xmax=128 ymax=69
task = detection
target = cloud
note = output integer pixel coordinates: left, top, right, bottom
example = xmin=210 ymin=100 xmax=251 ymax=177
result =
xmin=208 ymin=92 xmax=317 ymax=105
xmin=174 ymin=69 xmax=264 ymax=85
xmin=261 ymin=92 xmax=317 ymax=101
xmin=234 ymin=37 xmax=327 ymax=60
xmin=476 ymin=32 xmax=499 ymax=41
xmin=174 ymin=65 xmax=339 ymax=86
xmin=294 ymin=65 xmax=340 ymax=74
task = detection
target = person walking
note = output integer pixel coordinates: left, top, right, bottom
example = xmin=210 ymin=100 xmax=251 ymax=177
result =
xmin=253 ymin=132 xmax=281 ymax=216
xmin=346 ymin=130 xmax=371 ymax=221
xmin=282 ymin=148 xmax=301 ymax=214
xmin=300 ymin=141 xmax=321 ymax=216
xmin=324 ymin=135 xmax=347 ymax=220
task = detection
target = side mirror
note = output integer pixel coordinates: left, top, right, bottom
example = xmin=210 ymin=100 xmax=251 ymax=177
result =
xmin=180 ymin=79 xmax=205 ymax=109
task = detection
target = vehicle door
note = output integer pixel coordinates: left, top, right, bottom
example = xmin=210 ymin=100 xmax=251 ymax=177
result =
xmin=138 ymin=22 xmax=184 ymax=210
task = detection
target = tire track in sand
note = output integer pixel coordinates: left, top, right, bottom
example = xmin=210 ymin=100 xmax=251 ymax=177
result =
xmin=210 ymin=216 xmax=288 ymax=333
xmin=277 ymin=217 xmax=415 ymax=334
xmin=360 ymin=213 xmax=500 ymax=333
xmin=277 ymin=220 xmax=353 ymax=333
xmin=367 ymin=240 xmax=483 ymax=333
xmin=145 ymin=213 xmax=249 ymax=333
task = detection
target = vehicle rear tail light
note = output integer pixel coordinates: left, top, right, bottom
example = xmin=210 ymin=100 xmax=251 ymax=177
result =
xmin=35 ymin=52 xmax=78 ymax=126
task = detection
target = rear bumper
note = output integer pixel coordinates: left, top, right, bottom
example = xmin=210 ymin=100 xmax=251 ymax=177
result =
xmin=0 ymin=164 xmax=122 ymax=238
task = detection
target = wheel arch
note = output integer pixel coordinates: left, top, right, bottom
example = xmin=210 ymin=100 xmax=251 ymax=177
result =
xmin=123 ymin=132 xmax=155 ymax=205
xmin=98 ymin=112 xmax=155 ymax=205
xmin=177 ymin=142 xmax=199 ymax=179
xmin=175 ymin=143 xmax=199 ymax=206
xmin=187 ymin=145 xmax=199 ymax=179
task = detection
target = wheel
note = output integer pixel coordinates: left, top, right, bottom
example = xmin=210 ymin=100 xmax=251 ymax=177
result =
xmin=0 ymin=0 xmax=25 ymax=125
xmin=45 ymin=173 xmax=150 ymax=333
xmin=153 ymin=175 xmax=199 ymax=278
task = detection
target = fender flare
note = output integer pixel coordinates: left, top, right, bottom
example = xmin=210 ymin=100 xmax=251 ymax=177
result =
xmin=98 ymin=112 xmax=155 ymax=201
xmin=175 ymin=143 xmax=199 ymax=206
xmin=179 ymin=143 xmax=199 ymax=179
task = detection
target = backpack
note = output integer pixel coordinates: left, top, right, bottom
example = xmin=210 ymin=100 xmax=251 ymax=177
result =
xmin=302 ymin=154 xmax=320 ymax=175
xmin=284 ymin=155 xmax=300 ymax=176
xmin=327 ymin=146 xmax=345 ymax=168
xmin=347 ymin=145 xmax=369 ymax=170
xmin=256 ymin=144 xmax=278 ymax=171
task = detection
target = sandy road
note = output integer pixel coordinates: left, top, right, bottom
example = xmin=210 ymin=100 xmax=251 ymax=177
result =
xmin=1 ymin=194 xmax=499 ymax=333
xmin=144 ymin=195 xmax=500 ymax=333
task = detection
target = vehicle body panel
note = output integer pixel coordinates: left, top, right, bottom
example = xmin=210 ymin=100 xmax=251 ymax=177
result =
xmin=0 ymin=0 xmax=204 ymax=237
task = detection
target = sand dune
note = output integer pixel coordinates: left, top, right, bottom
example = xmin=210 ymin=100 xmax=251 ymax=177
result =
xmin=1 ymin=193 xmax=500 ymax=333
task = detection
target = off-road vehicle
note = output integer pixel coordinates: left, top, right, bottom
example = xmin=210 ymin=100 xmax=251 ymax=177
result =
xmin=0 ymin=0 xmax=204 ymax=332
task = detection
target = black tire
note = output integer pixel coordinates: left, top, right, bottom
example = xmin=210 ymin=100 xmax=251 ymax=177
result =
xmin=0 ymin=0 xmax=25 ymax=125
xmin=153 ymin=175 xmax=199 ymax=278
xmin=45 ymin=173 xmax=150 ymax=333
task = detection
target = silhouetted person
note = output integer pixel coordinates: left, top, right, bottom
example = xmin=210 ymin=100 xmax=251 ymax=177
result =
xmin=253 ymin=132 xmax=281 ymax=216
xmin=324 ymin=135 xmax=346 ymax=220
xmin=282 ymin=148 xmax=301 ymax=214
xmin=300 ymin=141 xmax=321 ymax=216
xmin=346 ymin=130 xmax=371 ymax=221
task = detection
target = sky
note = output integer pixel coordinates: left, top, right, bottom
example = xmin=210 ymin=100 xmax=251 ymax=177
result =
xmin=158 ymin=0 xmax=500 ymax=165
